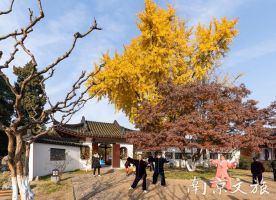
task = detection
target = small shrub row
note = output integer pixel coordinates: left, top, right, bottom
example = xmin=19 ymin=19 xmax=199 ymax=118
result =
xmin=238 ymin=156 xmax=273 ymax=172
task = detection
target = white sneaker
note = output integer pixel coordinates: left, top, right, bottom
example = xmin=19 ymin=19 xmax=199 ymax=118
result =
xmin=129 ymin=187 xmax=133 ymax=190
xmin=143 ymin=190 xmax=148 ymax=193
xmin=98 ymin=175 xmax=101 ymax=177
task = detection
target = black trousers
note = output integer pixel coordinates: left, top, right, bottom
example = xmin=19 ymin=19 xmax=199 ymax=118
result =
xmin=131 ymin=174 xmax=147 ymax=190
xmin=149 ymin=163 xmax=155 ymax=172
xmin=252 ymin=173 xmax=263 ymax=185
xmin=273 ymin=169 xmax=276 ymax=181
xmin=93 ymin=167 xmax=100 ymax=175
xmin=152 ymin=172 xmax=166 ymax=186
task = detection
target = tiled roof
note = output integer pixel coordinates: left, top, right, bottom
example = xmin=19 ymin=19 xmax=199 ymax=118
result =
xmin=54 ymin=117 xmax=131 ymax=139
xmin=36 ymin=136 xmax=85 ymax=147
xmin=85 ymin=121 xmax=124 ymax=138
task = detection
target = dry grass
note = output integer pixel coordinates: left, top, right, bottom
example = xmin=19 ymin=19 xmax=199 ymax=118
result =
xmin=121 ymin=167 xmax=252 ymax=180
xmin=31 ymin=170 xmax=89 ymax=199
xmin=0 ymin=171 xmax=10 ymax=188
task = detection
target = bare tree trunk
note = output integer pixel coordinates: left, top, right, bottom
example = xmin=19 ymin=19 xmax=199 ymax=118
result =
xmin=23 ymin=143 xmax=34 ymax=200
xmin=6 ymin=132 xmax=18 ymax=200
xmin=14 ymin=134 xmax=34 ymax=200
xmin=7 ymin=133 xmax=16 ymax=176
xmin=15 ymin=134 xmax=24 ymax=200
xmin=24 ymin=144 xmax=30 ymax=177
xmin=0 ymin=1 xmax=101 ymax=199
xmin=186 ymin=148 xmax=203 ymax=172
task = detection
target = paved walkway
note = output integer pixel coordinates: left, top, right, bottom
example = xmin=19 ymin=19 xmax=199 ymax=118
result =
xmin=72 ymin=169 xmax=276 ymax=200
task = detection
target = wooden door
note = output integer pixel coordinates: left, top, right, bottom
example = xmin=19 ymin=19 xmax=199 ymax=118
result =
xmin=112 ymin=144 xmax=120 ymax=168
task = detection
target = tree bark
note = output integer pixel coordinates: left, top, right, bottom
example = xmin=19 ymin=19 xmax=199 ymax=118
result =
xmin=24 ymin=144 xmax=30 ymax=177
xmin=11 ymin=177 xmax=18 ymax=200
xmin=7 ymin=132 xmax=16 ymax=176
xmin=6 ymin=133 xmax=34 ymax=200
xmin=16 ymin=134 xmax=34 ymax=200
xmin=6 ymin=132 xmax=18 ymax=199
xmin=186 ymin=148 xmax=203 ymax=172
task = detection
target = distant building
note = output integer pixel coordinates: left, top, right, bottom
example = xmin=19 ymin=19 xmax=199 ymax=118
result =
xmin=258 ymin=132 xmax=276 ymax=161
xmin=137 ymin=148 xmax=240 ymax=169
xmin=28 ymin=117 xmax=133 ymax=180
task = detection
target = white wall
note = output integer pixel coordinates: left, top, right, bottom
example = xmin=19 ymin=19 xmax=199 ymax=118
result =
xmin=162 ymin=148 xmax=240 ymax=168
xmin=79 ymin=138 xmax=92 ymax=171
xmin=259 ymin=148 xmax=272 ymax=160
xmin=120 ymin=144 xmax=133 ymax=168
xmin=29 ymin=143 xmax=81 ymax=180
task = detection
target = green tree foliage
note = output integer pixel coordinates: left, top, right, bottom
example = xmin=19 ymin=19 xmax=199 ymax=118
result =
xmin=13 ymin=61 xmax=47 ymax=126
xmin=0 ymin=62 xmax=46 ymax=155
xmin=0 ymin=77 xmax=15 ymax=156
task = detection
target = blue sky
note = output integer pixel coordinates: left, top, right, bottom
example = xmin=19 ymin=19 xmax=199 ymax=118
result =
xmin=0 ymin=0 xmax=275 ymax=129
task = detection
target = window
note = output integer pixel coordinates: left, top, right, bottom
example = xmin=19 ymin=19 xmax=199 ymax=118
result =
xmin=175 ymin=153 xmax=182 ymax=159
xmin=120 ymin=147 xmax=128 ymax=159
xmin=224 ymin=153 xmax=232 ymax=160
xmin=80 ymin=146 xmax=90 ymax=160
xmin=50 ymin=148 xmax=65 ymax=161
xmin=165 ymin=152 xmax=173 ymax=159
xmin=264 ymin=149 xmax=270 ymax=160
xmin=210 ymin=153 xmax=218 ymax=159
xmin=183 ymin=153 xmax=192 ymax=159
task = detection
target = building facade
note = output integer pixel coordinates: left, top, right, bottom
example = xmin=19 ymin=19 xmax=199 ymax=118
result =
xmin=258 ymin=132 xmax=276 ymax=161
xmin=28 ymin=117 xmax=133 ymax=180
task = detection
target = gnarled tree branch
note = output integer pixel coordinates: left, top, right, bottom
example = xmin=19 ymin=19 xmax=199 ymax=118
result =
xmin=0 ymin=0 xmax=15 ymax=15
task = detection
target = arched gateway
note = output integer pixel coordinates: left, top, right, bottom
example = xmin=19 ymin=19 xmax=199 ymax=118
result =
xmin=28 ymin=117 xmax=133 ymax=180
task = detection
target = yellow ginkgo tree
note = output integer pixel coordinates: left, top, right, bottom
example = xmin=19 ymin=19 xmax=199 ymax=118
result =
xmin=87 ymin=0 xmax=238 ymax=121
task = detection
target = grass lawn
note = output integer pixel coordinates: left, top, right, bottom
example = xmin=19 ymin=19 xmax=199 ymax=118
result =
xmin=157 ymin=167 xmax=252 ymax=180
xmin=0 ymin=172 xmax=10 ymax=187
xmin=122 ymin=166 xmax=252 ymax=180
xmin=31 ymin=170 xmax=87 ymax=199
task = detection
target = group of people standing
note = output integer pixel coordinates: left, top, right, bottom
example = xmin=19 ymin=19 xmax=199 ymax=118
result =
xmin=126 ymin=152 xmax=169 ymax=193
xmin=125 ymin=154 xmax=276 ymax=193
xmin=91 ymin=152 xmax=276 ymax=194
xmin=125 ymin=153 xmax=238 ymax=193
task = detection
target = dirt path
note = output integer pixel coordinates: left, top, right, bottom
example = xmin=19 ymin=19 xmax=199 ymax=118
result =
xmin=72 ymin=169 xmax=276 ymax=200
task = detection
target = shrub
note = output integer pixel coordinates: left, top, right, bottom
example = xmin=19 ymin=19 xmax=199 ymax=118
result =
xmin=238 ymin=156 xmax=273 ymax=172
xmin=261 ymin=160 xmax=273 ymax=172
xmin=238 ymin=156 xmax=252 ymax=170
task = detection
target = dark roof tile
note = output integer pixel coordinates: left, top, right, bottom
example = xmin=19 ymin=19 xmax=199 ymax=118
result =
xmin=54 ymin=119 xmax=131 ymax=139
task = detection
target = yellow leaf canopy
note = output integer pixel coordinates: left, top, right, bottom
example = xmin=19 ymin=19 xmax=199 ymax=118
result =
xmin=87 ymin=0 xmax=238 ymax=121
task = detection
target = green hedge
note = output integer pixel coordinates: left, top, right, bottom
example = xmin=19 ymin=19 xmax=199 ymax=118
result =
xmin=238 ymin=156 xmax=252 ymax=170
xmin=238 ymin=156 xmax=273 ymax=172
xmin=261 ymin=160 xmax=273 ymax=172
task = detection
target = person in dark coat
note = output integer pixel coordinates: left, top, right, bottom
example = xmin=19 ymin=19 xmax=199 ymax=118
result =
xmin=251 ymin=157 xmax=264 ymax=185
xmin=148 ymin=155 xmax=155 ymax=172
xmin=149 ymin=152 xmax=169 ymax=186
xmin=271 ymin=159 xmax=276 ymax=181
xmin=127 ymin=154 xmax=148 ymax=193
xmin=92 ymin=153 xmax=101 ymax=176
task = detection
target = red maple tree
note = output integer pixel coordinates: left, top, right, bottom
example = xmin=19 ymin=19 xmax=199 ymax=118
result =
xmin=127 ymin=82 xmax=274 ymax=155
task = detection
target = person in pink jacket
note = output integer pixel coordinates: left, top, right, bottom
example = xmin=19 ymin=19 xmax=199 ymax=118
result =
xmin=210 ymin=155 xmax=237 ymax=191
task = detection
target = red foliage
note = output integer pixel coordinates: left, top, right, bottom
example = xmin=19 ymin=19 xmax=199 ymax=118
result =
xmin=127 ymin=82 xmax=274 ymax=152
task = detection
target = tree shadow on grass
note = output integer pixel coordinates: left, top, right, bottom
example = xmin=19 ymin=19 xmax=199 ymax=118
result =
xmin=200 ymin=177 xmax=212 ymax=187
xmin=103 ymin=169 xmax=115 ymax=175
xmin=78 ymin=174 xmax=128 ymax=200
xmin=60 ymin=176 xmax=73 ymax=181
